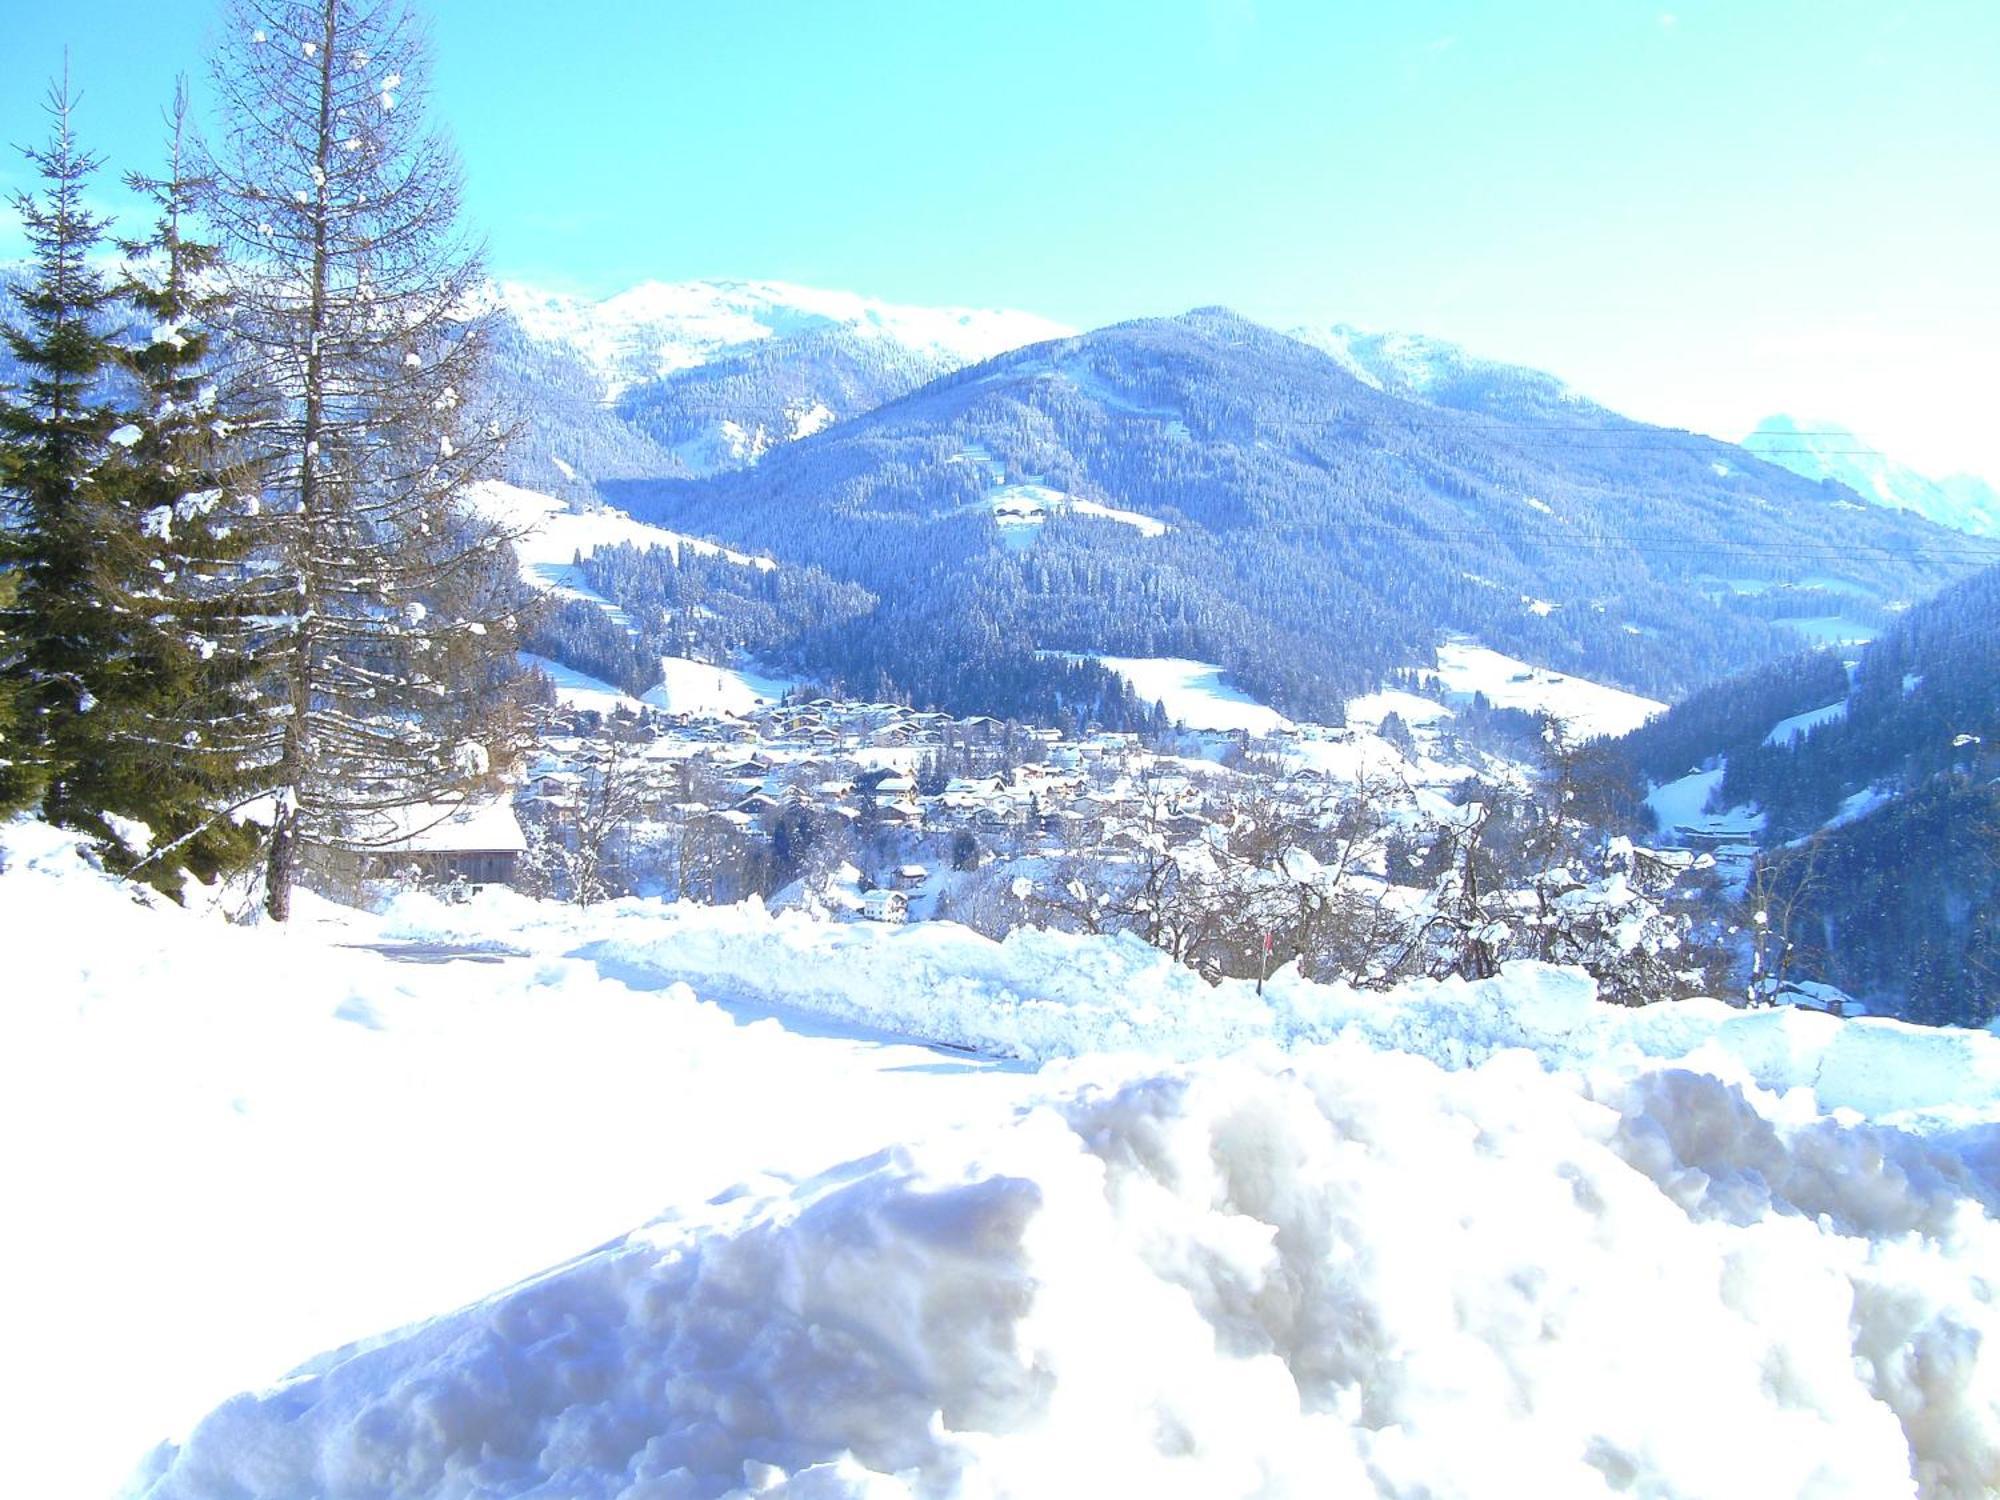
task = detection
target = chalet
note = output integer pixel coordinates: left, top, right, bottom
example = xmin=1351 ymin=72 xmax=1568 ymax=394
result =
xmin=860 ymin=889 xmax=909 ymax=924
xmin=893 ymin=864 xmax=929 ymax=890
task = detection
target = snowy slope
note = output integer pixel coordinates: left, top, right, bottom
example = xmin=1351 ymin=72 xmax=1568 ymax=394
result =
xmin=640 ymin=655 xmax=797 ymax=718
xmin=1433 ymin=640 xmax=1664 ymax=739
xmin=496 ymin=278 xmax=1071 ymax=397
xmin=1 ymin=823 xmax=1037 ymax=1500
xmin=467 ymin=479 xmax=773 ymax=600
xmin=1744 ymin=415 xmax=2000 ymax=538
xmin=517 ymin=653 xmax=650 ymax=715
xmin=11 ymin=825 xmax=2000 ymax=1499
xmin=1094 ymin=657 xmax=1294 ymax=734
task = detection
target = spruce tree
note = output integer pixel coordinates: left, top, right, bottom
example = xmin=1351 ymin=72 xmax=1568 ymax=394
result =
xmin=200 ymin=0 xmax=532 ymax=918
xmin=89 ymin=83 xmax=268 ymax=894
xmin=0 ymin=73 xmax=129 ymax=831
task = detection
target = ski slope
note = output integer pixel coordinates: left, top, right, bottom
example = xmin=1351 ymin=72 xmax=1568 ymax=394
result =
xmin=517 ymin=653 xmax=649 ymax=715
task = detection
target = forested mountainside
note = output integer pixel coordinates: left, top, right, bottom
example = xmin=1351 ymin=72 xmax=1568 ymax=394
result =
xmin=1612 ymin=562 xmax=2000 ymax=1025
xmin=1713 ymin=561 xmax=2000 ymax=837
xmin=606 ymin=308 xmax=1988 ymax=724
xmin=483 ymin=311 xmax=686 ymax=505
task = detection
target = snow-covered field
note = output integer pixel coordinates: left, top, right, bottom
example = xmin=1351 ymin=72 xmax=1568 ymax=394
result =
xmin=466 ymin=479 xmax=774 ymax=602
xmin=518 ymin=652 xmax=650 ymax=715
xmin=7 ymin=820 xmax=2000 ymax=1499
xmin=1433 ymin=640 xmax=1664 ymax=739
xmin=1095 ymin=657 xmax=1295 ymax=734
xmin=641 ymin=655 xmax=797 ymax=717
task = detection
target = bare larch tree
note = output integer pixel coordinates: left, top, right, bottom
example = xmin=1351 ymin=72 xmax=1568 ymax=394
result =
xmin=202 ymin=0 xmax=532 ymax=918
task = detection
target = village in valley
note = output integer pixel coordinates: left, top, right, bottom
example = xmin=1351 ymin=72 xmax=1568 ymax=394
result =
xmin=369 ymin=646 xmax=1727 ymax=1012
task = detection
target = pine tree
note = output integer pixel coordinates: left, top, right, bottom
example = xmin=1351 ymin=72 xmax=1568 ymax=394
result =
xmin=87 ymin=83 xmax=269 ymax=894
xmin=200 ymin=0 xmax=533 ymax=918
xmin=0 ymin=72 xmax=130 ymax=830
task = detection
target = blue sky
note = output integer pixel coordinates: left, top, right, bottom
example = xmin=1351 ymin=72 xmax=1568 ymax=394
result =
xmin=4 ymin=0 xmax=1997 ymax=476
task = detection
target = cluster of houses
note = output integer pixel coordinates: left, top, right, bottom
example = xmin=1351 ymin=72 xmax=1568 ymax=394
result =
xmin=377 ymin=685 xmax=1474 ymax=921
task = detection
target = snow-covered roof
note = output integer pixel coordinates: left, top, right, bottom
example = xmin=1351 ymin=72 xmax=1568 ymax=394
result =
xmin=362 ymin=799 xmax=527 ymax=855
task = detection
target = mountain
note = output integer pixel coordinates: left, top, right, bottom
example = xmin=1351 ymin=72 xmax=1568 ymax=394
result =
xmin=1613 ymin=560 xmax=2000 ymax=1025
xmin=603 ymin=308 xmax=1991 ymax=725
xmin=487 ymin=279 xmax=1071 ymax=483
xmin=1743 ymin=415 xmax=2000 ymax=538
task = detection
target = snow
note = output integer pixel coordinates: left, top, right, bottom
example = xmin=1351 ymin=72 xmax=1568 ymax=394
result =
xmin=1094 ymin=657 xmax=1293 ymax=734
xmin=1645 ymin=766 xmax=1763 ymax=841
xmin=1781 ymin=615 xmax=1879 ymax=648
xmin=11 ymin=821 xmax=2000 ymax=1500
xmin=1069 ymin=497 xmax=1169 ymax=536
xmin=518 ymin=652 xmax=649 ymax=715
xmin=463 ymin=480 xmax=774 ymax=604
xmin=495 ymin=279 xmax=1071 ymax=397
xmin=1764 ymin=698 xmax=1848 ymax=747
xmin=641 ymin=655 xmax=797 ymax=718
xmin=1342 ymin=687 xmax=1453 ymax=731
xmin=1824 ymin=783 xmax=1896 ymax=831
xmin=360 ymin=797 xmax=526 ymax=855
xmin=1433 ymin=639 xmax=1664 ymax=739
xmin=977 ymin=482 xmax=1168 ymax=540
xmin=1 ymin=823 xmax=1036 ymax=1500
xmin=1744 ymin=415 xmax=2000 ymax=539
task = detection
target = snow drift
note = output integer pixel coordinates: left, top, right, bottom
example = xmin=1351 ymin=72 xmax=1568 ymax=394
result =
xmin=136 ymin=1043 xmax=1999 ymax=1498
xmin=5 ymin=823 xmax=1999 ymax=1498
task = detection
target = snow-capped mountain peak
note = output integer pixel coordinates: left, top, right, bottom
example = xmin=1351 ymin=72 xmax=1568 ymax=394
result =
xmin=1743 ymin=414 xmax=2000 ymax=538
xmin=495 ymin=277 xmax=1071 ymax=392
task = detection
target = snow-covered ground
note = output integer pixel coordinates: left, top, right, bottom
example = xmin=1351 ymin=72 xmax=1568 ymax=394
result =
xmin=8 ymin=820 xmax=2000 ymax=1499
xmin=1 ymin=824 xmax=1036 ymax=1500
xmin=641 ymin=655 xmax=797 ymax=717
xmin=1780 ymin=615 xmax=1879 ymax=648
xmin=1433 ymin=640 xmax=1664 ymax=739
xmin=466 ymin=479 xmax=774 ymax=603
xmin=1094 ymin=657 xmax=1295 ymax=734
xmin=518 ymin=652 xmax=650 ymax=715
xmin=1645 ymin=766 xmax=1764 ymax=842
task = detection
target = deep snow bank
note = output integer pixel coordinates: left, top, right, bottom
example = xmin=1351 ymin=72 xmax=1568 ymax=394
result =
xmin=1 ymin=823 xmax=1038 ymax=1500
xmin=378 ymin=885 xmax=2000 ymax=1125
xmin=138 ymin=1043 xmax=1999 ymax=1499
xmin=8 ymin=823 xmax=2000 ymax=1498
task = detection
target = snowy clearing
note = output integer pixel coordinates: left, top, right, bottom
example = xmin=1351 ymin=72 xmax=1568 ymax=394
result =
xmin=1764 ymin=699 xmax=1849 ymax=747
xmin=640 ymin=655 xmax=797 ymax=717
xmin=1780 ymin=615 xmax=1879 ymax=648
xmin=518 ymin=652 xmax=650 ymax=715
xmin=465 ymin=480 xmax=774 ymax=601
xmin=8 ymin=822 xmax=2000 ymax=1499
xmin=1433 ymin=640 xmax=1664 ymax=739
xmin=1645 ymin=766 xmax=1764 ymax=841
xmin=1094 ymin=657 xmax=1294 ymax=734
